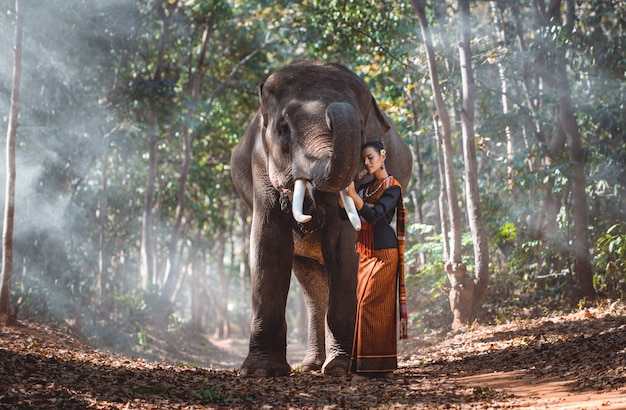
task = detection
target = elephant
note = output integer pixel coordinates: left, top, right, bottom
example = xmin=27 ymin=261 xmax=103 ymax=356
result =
xmin=230 ymin=61 xmax=412 ymax=377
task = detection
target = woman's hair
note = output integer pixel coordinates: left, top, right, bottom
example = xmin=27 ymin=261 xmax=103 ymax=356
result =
xmin=361 ymin=140 xmax=385 ymax=153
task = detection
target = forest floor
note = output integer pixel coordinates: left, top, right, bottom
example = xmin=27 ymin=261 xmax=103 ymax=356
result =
xmin=1 ymin=301 xmax=626 ymax=409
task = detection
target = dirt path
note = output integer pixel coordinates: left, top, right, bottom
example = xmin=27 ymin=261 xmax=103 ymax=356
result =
xmin=397 ymin=303 xmax=626 ymax=409
xmin=456 ymin=370 xmax=626 ymax=409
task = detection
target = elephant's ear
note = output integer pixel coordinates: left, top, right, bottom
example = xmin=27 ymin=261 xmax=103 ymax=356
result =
xmin=258 ymin=82 xmax=268 ymax=129
xmin=371 ymin=96 xmax=391 ymax=134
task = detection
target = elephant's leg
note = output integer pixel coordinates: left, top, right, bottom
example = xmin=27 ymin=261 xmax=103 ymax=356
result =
xmin=321 ymin=221 xmax=359 ymax=376
xmin=292 ymin=256 xmax=328 ymax=372
xmin=240 ymin=209 xmax=293 ymax=377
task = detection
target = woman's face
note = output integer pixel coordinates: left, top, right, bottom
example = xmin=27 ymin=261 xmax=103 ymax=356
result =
xmin=362 ymin=146 xmax=385 ymax=175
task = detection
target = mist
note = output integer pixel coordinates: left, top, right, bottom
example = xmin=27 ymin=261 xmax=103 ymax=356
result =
xmin=0 ymin=1 xmax=309 ymax=365
xmin=0 ymin=1 xmax=174 ymax=352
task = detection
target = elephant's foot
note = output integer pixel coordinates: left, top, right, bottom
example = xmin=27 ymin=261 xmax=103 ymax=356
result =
xmin=321 ymin=354 xmax=351 ymax=377
xmin=300 ymin=352 xmax=324 ymax=372
xmin=239 ymin=353 xmax=291 ymax=377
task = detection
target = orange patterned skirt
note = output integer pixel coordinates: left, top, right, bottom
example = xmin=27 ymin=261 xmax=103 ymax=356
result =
xmin=351 ymin=247 xmax=398 ymax=373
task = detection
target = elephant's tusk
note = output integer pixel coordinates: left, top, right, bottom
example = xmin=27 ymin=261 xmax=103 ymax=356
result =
xmin=340 ymin=189 xmax=361 ymax=231
xmin=292 ymin=179 xmax=312 ymax=223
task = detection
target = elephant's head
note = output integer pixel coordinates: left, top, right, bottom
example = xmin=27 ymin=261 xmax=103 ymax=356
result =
xmin=258 ymin=63 xmax=371 ymax=227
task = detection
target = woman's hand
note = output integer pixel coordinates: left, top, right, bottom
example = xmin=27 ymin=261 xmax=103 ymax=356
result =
xmin=347 ymin=181 xmax=363 ymax=210
xmin=339 ymin=182 xmax=356 ymax=208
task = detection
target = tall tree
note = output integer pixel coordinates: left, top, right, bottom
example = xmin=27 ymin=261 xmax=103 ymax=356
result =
xmin=489 ymin=1 xmax=514 ymax=189
xmin=551 ymin=0 xmax=595 ymax=299
xmin=457 ymin=0 xmax=490 ymax=319
xmin=412 ymin=0 xmax=468 ymax=329
xmin=138 ymin=2 xmax=173 ymax=290
xmin=0 ymin=0 xmax=23 ymax=320
xmin=96 ymin=127 xmax=119 ymax=300
xmin=412 ymin=0 xmax=491 ymax=328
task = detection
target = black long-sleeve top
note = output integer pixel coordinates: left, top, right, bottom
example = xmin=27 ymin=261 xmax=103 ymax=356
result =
xmin=358 ymin=184 xmax=401 ymax=250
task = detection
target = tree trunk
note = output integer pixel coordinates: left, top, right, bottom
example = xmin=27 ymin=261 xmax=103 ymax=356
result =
xmin=489 ymin=2 xmax=514 ymax=189
xmin=162 ymin=21 xmax=210 ymax=302
xmin=406 ymin=72 xmax=425 ymax=225
xmin=557 ymin=0 xmax=596 ymax=299
xmin=98 ymin=145 xmax=107 ymax=300
xmin=412 ymin=0 xmax=463 ymax=261
xmin=433 ymin=118 xmax=450 ymax=262
xmin=458 ymin=0 xmax=490 ymax=317
xmin=532 ymin=0 xmax=596 ymax=299
xmin=0 ymin=0 xmax=23 ymax=317
xmin=97 ymin=126 xmax=119 ymax=300
xmin=199 ymin=247 xmax=216 ymax=331
xmin=168 ymin=237 xmax=192 ymax=306
xmin=140 ymin=3 xmax=171 ymax=291
xmin=161 ymin=129 xmax=190 ymax=300
xmin=190 ymin=229 xmax=204 ymax=329
xmin=139 ymin=132 xmax=157 ymax=289
xmin=152 ymin=171 xmax=164 ymax=287
xmin=413 ymin=0 xmax=471 ymax=329
xmin=213 ymin=222 xmax=230 ymax=339
xmin=406 ymin=73 xmax=426 ymax=265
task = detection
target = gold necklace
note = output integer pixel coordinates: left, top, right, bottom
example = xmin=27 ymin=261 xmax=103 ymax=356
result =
xmin=364 ymin=176 xmax=389 ymax=198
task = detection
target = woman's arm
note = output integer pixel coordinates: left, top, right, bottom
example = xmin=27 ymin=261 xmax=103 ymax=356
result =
xmin=357 ymin=186 xmax=401 ymax=223
xmin=346 ymin=181 xmax=364 ymax=210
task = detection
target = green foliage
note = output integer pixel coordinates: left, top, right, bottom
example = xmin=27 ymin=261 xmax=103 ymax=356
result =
xmin=495 ymin=222 xmax=517 ymax=246
xmin=23 ymin=337 xmax=37 ymax=349
xmin=473 ymin=386 xmax=494 ymax=396
xmin=137 ymin=329 xmax=147 ymax=346
xmin=594 ymin=224 xmax=626 ymax=299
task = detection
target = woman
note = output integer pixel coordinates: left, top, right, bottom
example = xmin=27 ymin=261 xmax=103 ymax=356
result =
xmin=343 ymin=140 xmax=407 ymax=380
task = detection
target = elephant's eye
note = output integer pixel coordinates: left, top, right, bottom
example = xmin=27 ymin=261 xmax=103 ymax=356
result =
xmin=278 ymin=121 xmax=291 ymax=139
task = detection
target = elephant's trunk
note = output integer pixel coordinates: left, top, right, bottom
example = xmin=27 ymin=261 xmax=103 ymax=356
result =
xmin=291 ymin=102 xmax=362 ymax=230
xmin=309 ymin=102 xmax=361 ymax=192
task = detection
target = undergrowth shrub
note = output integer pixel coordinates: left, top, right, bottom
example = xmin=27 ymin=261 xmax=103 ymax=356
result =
xmin=594 ymin=223 xmax=626 ymax=299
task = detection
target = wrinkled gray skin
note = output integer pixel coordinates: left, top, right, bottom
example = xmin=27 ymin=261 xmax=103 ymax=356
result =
xmin=230 ymin=61 xmax=412 ymax=377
